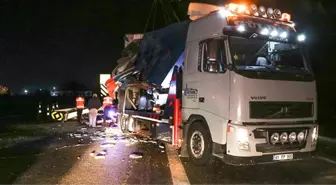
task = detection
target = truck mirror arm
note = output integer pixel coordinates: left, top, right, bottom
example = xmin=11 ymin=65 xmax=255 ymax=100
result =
xmin=222 ymin=63 xmax=233 ymax=71
xmin=226 ymin=63 xmax=233 ymax=70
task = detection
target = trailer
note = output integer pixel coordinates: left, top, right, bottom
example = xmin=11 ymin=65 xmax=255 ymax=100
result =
xmin=106 ymin=2 xmax=318 ymax=166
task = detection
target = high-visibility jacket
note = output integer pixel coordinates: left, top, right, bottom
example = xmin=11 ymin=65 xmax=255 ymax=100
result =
xmin=103 ymin=96 xmax=113 ymax=107
xmin=105 ymin=78 xmax=119 ymax=98
xmin=76 ymin=97 xmax=85 ymax=109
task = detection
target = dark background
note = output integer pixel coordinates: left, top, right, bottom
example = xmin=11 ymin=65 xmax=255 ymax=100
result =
xmin=0 ymin=0 xmax=335 ymax=135
xmin=2 ymin=0 xmax=333 ymax=91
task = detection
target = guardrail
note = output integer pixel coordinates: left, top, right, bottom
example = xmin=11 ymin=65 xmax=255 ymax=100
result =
xmin=50 ymin=108 xmax=90 ymax=122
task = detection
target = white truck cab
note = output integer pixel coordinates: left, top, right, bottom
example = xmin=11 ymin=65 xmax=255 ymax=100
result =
xmin=181 ymin=3 xmax=317 ymax=165
xmin=111 ymin=2 xmax=318 ymax=166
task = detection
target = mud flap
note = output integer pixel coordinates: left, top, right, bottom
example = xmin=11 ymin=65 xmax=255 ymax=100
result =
xmin=150 ymin=122 xmax=173 ymax=143
xmin=179 ymin=123 xmax=190 ymax=158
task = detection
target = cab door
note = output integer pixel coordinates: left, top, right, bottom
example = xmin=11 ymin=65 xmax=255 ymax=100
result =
xmin=198 ymin=36 xmax=231 ymax=120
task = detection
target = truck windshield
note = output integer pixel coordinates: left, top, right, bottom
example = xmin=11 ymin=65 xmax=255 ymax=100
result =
xmin=229 ymin=36 xmax=312 ymax=76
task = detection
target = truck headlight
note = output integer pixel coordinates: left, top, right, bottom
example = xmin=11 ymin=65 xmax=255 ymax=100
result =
xmin=312 ymin=126 xmax=318 ymax=145
xmin=297 ymin=132 xmax=305 ymax=143
xmin=280 ymin=132 xmax=288 ymax=144
xmin=288 ymin=132 xmax=296 ymax=143
xmin=270 ymin=132 xmax=279 ymax=145
xmin=237 ymin=128 xmax=249 ymax=150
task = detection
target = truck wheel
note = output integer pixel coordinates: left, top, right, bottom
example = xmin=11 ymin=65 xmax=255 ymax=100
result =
xmin=127 ymin=116 xmax=136 ymax=132
xmin=120 ymin=117 xmax=129 ymax=133
xmin=187 ymin=121 xmax=213 ymax=166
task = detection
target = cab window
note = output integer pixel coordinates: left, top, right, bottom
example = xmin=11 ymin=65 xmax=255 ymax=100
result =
xmin=198 ymin=38 xmax=227 ymax=73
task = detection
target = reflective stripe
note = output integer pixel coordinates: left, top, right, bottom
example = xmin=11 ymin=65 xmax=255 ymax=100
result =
xmin=76 ymin=97 xmax=85 ymax=108
xmin=103 ymin=97 xmax=113 ymax=106
xmin=101 ymin=84 xmax=108 ymax=97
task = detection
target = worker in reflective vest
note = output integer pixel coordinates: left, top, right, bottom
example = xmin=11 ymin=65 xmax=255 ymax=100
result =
xmin=103 ymin=96 xmax=114 ymax=126
xmin=76 ymin=96 xmax=85 ymax=124
xmin=103 ymin=96 xmax=113 ymax=107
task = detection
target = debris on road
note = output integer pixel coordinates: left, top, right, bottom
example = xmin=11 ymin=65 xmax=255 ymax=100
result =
xmin=105 ymin=138 xmax=117 ymax=143
xmin=94 ymin=149 xmax=108 ymax=159
xmin=159 ymin=144 xmax=165 ymax=149
xmin=149 ymin=140 xmax=157 ymax=144
xmin=129 ymin=152 xmax=143 ymax=159
xmin=100 ymin=149 xmax=108 ymax=155
xmin=100 ymin=142 xmax=115 ymax=148
xmin=105 ymin=127 xmax=118 ymax=136
xmin=77 ymin=156 xmax=81 ymax=159
xmin=74 ymin=134 xmax=82 ymax=138
xmin=67 ymin=127 xmax=164 ymax=160
xmin=95 ymin=153 xmax=106 ymax=159
xmin=90 ymin=136 xmax=102 ymax=141
xmin=130 ymin=138 xmax=138 ymax=143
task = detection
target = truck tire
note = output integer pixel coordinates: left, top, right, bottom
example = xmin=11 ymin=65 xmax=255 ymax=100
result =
xmin=127 ymin=116 xmax=136 ymax=132
xmin=120 ymin=116 xmax=129 ymax=133
xmin=187 ymin=121 xmax=213 ymax=166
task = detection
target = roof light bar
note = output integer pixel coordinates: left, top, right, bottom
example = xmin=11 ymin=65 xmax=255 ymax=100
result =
xmin=274 ymin=9 xmax=282 ymax=18
xmin=258 ymin=6 xmax=266 ymax=17
xmin=280 ymin=13 xmax=291 ymax=22
xmin=266 ymin=8 xmax=274 ymax=18
xmin=223 ymin=3 xmax=292 ymax=23
xmin=258 ymin=28 xmax=305 ymax=42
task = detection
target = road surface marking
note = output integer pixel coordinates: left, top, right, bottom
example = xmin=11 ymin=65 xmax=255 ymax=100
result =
xmin=166 ymin=144 xmax=190 ymax=185
xmin=317 ymin=156 xmax=336 ymax=165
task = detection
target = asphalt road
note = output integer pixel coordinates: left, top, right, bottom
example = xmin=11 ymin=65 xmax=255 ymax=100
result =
xmin=182 ymin=156 xmax=336 ymax=184
xmin=1 ymin=124 xmax=336 ymax=184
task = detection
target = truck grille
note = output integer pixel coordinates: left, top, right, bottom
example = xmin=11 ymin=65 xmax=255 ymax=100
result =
xmin=250 ymin=101 xmax=313 ymax=119
xmin=253 ymin=127 xmax=309 ymax=153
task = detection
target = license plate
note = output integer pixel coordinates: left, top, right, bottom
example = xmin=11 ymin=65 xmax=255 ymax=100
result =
xmin=273 ymin=153 xmax=293 ymax=161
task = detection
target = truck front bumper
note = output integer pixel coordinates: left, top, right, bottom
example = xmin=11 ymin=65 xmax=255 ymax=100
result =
xmin=226 ymin=123 xmax=318 ymax=161
xmin=222 ymin=151 xmax=316 ymax=166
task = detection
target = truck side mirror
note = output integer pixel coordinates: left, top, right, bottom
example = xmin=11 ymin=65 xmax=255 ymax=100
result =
xmin=206 ymin=39 xmax=219 ymax=62
xmin=206 ymin=60 xmax=220 ymax=73
xmin=204 ymin=39 xmax=222 ymax=73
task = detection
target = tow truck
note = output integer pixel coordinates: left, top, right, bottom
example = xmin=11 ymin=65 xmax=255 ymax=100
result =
xmin=105 ymin=2 xmax=318 ymax=166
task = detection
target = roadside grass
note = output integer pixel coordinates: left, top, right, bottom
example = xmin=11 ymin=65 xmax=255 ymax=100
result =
xmin=0 ymin=125 xmax=47 ymax=149
xmin=0 ymin=122 xmax=81 ymax=149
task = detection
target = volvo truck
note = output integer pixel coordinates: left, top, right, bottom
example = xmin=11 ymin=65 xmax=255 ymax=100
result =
xmin=105 ymin=2 xmax=318 ymax=166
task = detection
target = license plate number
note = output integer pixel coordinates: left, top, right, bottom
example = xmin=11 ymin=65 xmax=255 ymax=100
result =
xmin=273 ymin=153 xmax=293 ymax=161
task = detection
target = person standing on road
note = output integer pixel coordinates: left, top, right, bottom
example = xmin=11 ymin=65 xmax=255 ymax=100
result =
xmin=75 ymin=95 xmax=85 ymax=124
xmin=103 ymin=96 xmax=113 ymax=126
xmin=87 ymin=93 xmax=102 ymax=127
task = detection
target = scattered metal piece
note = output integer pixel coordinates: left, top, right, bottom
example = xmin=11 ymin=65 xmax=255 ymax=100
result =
xmin=95 ymin=154 xmax=106 ymax=159
xmin=129 ymin=152 xmax=143 ymax=159
xmin=100 ymin=143 xmax=115 ymax=148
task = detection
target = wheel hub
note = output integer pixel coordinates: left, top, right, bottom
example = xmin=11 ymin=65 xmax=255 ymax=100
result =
xmin=190 ymin=131 xmax=205 ymax=158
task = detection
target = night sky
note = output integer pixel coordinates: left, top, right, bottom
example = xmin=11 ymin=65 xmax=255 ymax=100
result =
xmin=0 ymin=0 xmax=332 ymax=92
xmin=0 ymin=0 xmax=154 ymax=92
